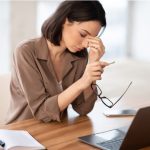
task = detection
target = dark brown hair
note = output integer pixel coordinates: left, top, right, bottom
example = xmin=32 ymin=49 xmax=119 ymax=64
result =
xmin=41 ymin=0 xmax=106 ymax=57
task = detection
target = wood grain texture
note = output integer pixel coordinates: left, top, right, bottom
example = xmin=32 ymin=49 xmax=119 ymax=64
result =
xmin=1 ymin=98 xmax=150 ymax=150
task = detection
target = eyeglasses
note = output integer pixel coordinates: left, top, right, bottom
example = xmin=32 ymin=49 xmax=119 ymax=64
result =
xmin=91 ymin=81 xmax=133 ymax=108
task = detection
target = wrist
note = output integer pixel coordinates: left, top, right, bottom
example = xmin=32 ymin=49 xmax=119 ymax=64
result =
xmin=78 ymin=78 xmax=90 ymax=91
xmin=88 ymin=59 xmax=99 ymax=64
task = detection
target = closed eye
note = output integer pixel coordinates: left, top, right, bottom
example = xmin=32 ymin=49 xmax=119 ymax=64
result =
xmin=80 ymin=33 xmax=87 ymax=38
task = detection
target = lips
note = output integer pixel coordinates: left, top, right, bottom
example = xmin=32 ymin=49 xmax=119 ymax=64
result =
xmin=75 ymin=47 xmax=82 ymax=51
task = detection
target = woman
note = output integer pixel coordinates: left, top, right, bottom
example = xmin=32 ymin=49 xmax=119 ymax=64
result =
xmin=6 ymin=0 xmax=108 ymax=124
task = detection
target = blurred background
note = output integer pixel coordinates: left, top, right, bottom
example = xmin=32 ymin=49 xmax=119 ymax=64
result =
xmin=0 ymin=0 xmax=150 ymax=124
xmin=0 ymin=0 xmax=150 ymax=74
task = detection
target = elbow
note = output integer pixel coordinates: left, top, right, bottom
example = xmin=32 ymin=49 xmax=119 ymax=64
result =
xmin=80 ymin=108 xmax=93 ymax=116
xmin=35 ymin=114 xmax=61 ymax=123
xmin=33 ymin=110 xmax=61 ymax=123
xmin=73 ymin=106 xmax=93 ymax=116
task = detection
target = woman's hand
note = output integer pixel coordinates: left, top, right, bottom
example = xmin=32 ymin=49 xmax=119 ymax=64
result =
xmin=79 ymin=60 xmax=113 ymax=90
xmin=80 ymin=61 xmax=108 ymax=90
xmin=82 ymin=36 xmax=105 ymax=63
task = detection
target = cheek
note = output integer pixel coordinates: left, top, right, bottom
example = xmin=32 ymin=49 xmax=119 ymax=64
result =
xmin=65 ymin=34 xmax=77 ymax=46
xmin=62 ymin=27 xmax=82 ymax=47
xmin=71 ymin=32 xmax=83 ymax=45
xmin=63 ymin=28 xmax=73 ymax=44
xmin=63 ymin=34 xmax=74 ymax=48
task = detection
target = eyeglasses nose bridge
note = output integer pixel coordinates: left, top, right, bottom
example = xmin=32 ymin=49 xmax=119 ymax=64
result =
xmin=91 ymin=81 xmax=132 ymax=108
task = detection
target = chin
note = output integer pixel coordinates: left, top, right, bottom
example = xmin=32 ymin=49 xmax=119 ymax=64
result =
xmin=67 ymin=47 xmax=78 ymax=53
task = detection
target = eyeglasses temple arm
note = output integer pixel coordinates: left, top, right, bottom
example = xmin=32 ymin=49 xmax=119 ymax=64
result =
xmin=113 ymin=81 xmax=133 ymax=106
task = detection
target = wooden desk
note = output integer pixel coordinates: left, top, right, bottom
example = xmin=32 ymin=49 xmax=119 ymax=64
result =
xmin=1 ymin=97 xmax=150 ymax=150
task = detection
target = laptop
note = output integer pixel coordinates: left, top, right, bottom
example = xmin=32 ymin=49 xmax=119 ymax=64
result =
xmin=79 ymin=106 xmax=150 ymax=150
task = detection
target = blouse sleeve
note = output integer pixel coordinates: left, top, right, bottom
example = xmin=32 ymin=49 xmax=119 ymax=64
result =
xmin=13 ymin=43 xmax=61 ymax=122
xmin=71 ymin=53 xmax=97 ymax=116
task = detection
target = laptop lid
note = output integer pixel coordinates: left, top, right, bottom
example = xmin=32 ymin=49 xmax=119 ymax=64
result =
xmin=120 ymin=106 xmax=150 ymax=150
xmin=79 ymin=106 xmax=150 ymax=150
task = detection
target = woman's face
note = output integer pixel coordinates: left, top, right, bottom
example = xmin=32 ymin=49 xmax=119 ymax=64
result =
xmin=62 ymin=19 xmax=102 ymax=53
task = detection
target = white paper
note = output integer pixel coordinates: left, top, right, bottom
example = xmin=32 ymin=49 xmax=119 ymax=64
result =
xmin=0 ymin=129 xmax=46 ymax=150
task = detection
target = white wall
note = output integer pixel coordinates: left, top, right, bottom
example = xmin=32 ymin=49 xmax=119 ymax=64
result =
xmin=0 ymin=1 xmax=10 ymax=74
xmin=37 ymin=1 xmax=60 ymax=36
xmin=1 ymin=0 xmax=150 ymax=75
xmin=127 ymin=1 xmax=150 ymax=61
xmin=10 ymin=1 xmax=37 ymax=58
xmin=0 ymin=74 xmax=11 ymax=124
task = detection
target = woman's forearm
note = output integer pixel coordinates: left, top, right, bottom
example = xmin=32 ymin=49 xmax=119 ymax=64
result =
xmin=58 ymin=61 xmax=103 ymax=111
xmin=58 ymin=79 xmax=84 ymax=111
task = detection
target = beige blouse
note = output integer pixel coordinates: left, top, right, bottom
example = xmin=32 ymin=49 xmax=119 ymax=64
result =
xmin=5 ymin=36 xmax=97 ymax=124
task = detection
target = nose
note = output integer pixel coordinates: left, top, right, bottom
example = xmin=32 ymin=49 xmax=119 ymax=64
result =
xmin=81 ymin=39 xmax=88 ymax=49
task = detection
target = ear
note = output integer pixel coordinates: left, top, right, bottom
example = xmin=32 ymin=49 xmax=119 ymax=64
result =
xmin=64 ymin=18 xmax=73 ymax=26
xmin=63 ymin=18 xmax=68 ymax=28
xmin=65 ymin=18 xmax=69 ymax=24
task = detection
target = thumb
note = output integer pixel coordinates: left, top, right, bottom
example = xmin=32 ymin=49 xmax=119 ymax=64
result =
xmin=100 ymin=61 xmax=115 ymax=68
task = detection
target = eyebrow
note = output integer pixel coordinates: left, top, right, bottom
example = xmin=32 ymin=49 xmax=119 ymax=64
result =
xmin=81 ymin=29 xmax=92 ymax=35
xmin=81 ymin=29 xmax=98 ymax=37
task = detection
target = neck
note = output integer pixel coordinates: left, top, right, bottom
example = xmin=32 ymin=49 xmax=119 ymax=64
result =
xmin=46 ymin=40 xmax=66 ymax=59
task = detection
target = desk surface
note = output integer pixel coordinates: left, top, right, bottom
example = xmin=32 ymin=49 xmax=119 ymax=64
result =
xmin=1 ymin=97 xmax=150 ymax=150
xmin=1 ymin=59 xmax=150 ymax=149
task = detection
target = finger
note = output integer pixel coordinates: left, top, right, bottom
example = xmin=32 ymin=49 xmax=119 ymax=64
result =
xmin=92 ymin=76 xmax=102 ymax=81
xmin=87 ymin=37 xmax=105 ymax=50
xmin=108 ymin=61 xmax=116 ymax=65
xmin=87 ymin=39 xmax=104 ymax=48
xmin=100 ymin=61 xmax=116 ymax=68
xmin=87 ymin=37 xmax=104 ymax=47
xmin=89 ymin=46 xmax=105 ymax=57
xmin=89 ymin=61 xmax=106 ymax=69
xmin=90 ymin=67 xmax=104 ymax=74
xmin=100 ymin=61 xmax=110 ymax=68
xmin=91 ymin=70 xmax=103 ymax=75
xmin=91 ymin=65 xmax=103 ymax=71
xmin=83 ymin=36 xmax=101 ymax=47
xmin=92 ymin=71 xmax=103 ymax=76
xmin=88 ymin=36 xmax=102 ymax=42
xmin=89 ymin=43 xmax=101 ymax=50
xmin=87 ymin=39 xmax=100 ymax=45
xmin=88 ymin=41 xmax=105 ymax=52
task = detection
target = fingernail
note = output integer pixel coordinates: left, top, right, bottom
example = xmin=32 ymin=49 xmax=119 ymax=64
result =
xmin=109 ymin=61 xmax=115 ymax=65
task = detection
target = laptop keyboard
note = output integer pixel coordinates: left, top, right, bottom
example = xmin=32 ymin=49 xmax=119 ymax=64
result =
xmin=97 ymin=140 xmax=123 ymax=150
